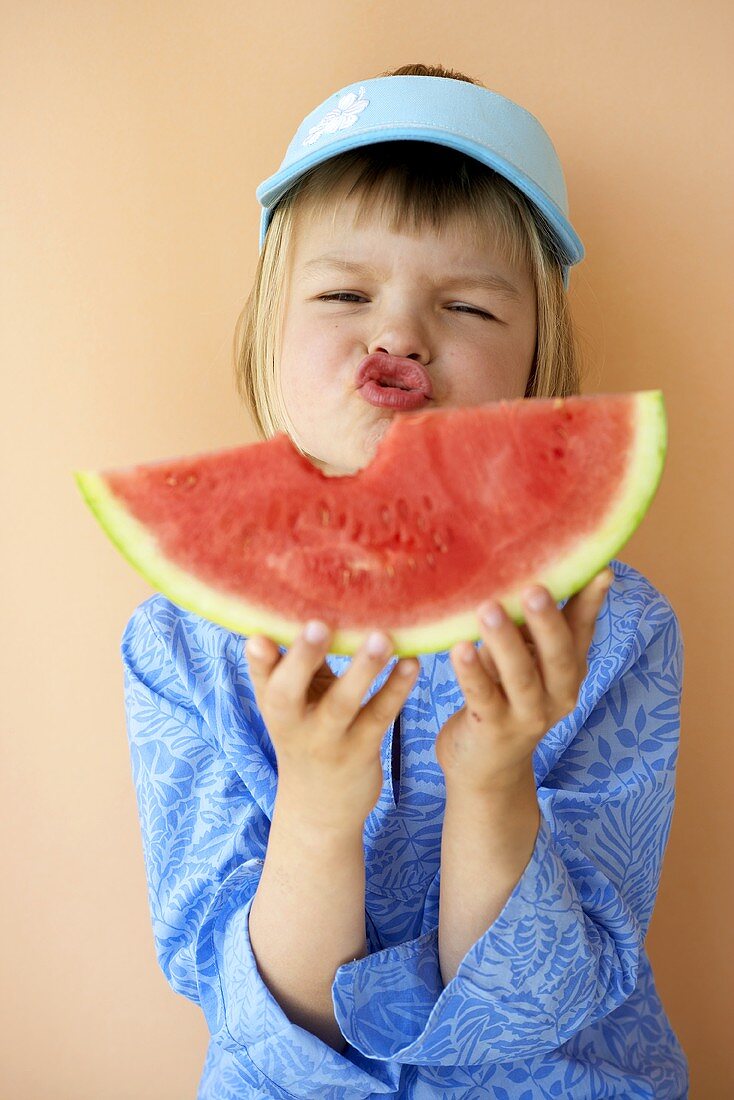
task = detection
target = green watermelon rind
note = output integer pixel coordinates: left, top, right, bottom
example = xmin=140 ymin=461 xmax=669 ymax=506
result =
xmin=74 ymin=390 xmax=667 ymax=657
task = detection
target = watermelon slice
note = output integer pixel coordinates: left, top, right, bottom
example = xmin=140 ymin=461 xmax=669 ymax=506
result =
xmin=74 ymin=391 xmax=666 ymax=656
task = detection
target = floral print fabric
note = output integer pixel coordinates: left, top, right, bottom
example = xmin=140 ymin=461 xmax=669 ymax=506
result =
xmin=121 ymin=558 xmax=688 ymax=1098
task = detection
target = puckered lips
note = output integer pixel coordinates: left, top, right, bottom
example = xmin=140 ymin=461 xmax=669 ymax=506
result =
xmin=355 ymin=353 xmax=432 ymax=410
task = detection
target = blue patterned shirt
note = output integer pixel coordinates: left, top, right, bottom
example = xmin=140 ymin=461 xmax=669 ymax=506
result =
xmin=121 ymin=558 xmax=688 ymax=1099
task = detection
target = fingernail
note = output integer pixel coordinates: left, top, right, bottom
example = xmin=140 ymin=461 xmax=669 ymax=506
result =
xmin=525 ymin=587 xmax=550 ymax=612
xmin=247 ymin=636 xmax=268 ymax=658
xmin=480 ymin=601 xmax=504 ymax=628
xmin=366 ymin=631 xmax=389 ymax=658
xmin=304 ymin=620 xmax=328 ymax=644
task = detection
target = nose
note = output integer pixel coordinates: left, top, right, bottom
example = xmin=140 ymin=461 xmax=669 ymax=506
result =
xmin=368 ymin=313 xmax=431 ymax=366
xmin=371 ymin=345 xmax=428 ymax=365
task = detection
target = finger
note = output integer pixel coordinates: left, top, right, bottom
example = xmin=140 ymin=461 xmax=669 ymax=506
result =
xmin=317 ymin=630 xmax=397 ymax=733
xmin=351 ymin=651 xmax=420 ymax=743
xmin=521 ymin=586 xmax=581 ymax=713
xmin=451 ymin=642 xmax=508 ymax=719
xmin=246 ymin=634 xmax=290 ymax=721
xmin=246 ymin=634 xmax=282 ymax=688
xmin=562 ymin=568 xmax=614 ymax=667
xmin=478 ymin=601 xmax=545 ymax=724
xmin=260 ymin=620 xmax=333 ymax=725
xmin=479 ymin=636 xmax=536 ymax=681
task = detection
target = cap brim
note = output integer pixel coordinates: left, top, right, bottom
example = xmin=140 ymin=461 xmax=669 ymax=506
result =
xmin=257 ymin=129 xmax=583 ymax=272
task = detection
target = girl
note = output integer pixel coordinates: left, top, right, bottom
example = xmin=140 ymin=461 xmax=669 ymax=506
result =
xmin=122 ymin=64 xmax=688 ymax=1099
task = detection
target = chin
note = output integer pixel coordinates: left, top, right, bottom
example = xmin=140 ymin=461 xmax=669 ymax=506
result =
xmin=305 ymin=452 xmax=362 ymax=478
xmin=304 ymin=408 xmax=404 ymax=478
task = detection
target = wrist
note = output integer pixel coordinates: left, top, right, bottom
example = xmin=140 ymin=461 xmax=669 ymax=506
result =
xmin=444 ymin=757 xmax=537 ymax=799
xmin=273 ymin=783 xmax=366 ymax=845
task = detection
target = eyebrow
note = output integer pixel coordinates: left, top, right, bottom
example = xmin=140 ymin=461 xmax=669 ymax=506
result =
xmin=300 ymin=255 xmax=522 ymax=301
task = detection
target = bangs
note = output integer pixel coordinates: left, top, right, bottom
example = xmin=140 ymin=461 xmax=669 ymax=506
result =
xmin=289 ymin=142 xmax=535 ymax=274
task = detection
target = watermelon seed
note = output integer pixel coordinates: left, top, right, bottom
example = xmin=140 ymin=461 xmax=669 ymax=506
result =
xmin=165 ymin=475 xmax=178 ymax=486
xmin=186 ymin=475 xmax=197 ymax=487
xmin=432 ymin=532 xmax=448 ymax=552
xmin=407 ymin=556 xmax=416 ymax=570
xmin=386 ymin=563 xmax=395 ymax=578
xmin=426 ymin=553 xmax=435 ymax=568
xmin=380 ymin=507 xmax=391 ymax=525
xmin=321 ymin=508 xmax=331 ymax=526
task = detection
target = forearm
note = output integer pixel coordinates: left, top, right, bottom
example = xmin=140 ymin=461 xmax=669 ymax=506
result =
xmin=248 ymin=786 xmax=367 ymax=1054
xmin=438 ymin=764 xmax=541 ymax=987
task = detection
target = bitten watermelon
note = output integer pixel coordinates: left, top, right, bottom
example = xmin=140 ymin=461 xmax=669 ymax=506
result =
xmin=74 ymin=391 xmax=666 ymax=656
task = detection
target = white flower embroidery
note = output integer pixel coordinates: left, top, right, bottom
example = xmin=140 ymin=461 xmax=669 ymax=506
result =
xmin=302 ymin=86 xmax=370 ymax=146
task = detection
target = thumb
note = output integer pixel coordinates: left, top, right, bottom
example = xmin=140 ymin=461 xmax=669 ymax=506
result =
xmin=564 ymin=568 xmax=613 ymax=665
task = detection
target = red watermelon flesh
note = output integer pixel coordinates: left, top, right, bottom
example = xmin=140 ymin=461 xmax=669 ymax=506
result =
xmin=74 ymin=391 xmax=666 ymax=656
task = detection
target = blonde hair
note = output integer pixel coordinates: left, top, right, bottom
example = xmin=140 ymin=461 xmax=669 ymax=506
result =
xmin=234 ymin=63 xmax=585 ymax=446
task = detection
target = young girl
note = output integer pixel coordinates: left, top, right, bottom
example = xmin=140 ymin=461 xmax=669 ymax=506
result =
xmin=121 ymin=64 xmax=688 ymax=1099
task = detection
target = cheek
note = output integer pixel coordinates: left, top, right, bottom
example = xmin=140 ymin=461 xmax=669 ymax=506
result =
xmin=280 ymin=330 xmax=349 ymax=412
xmin=444 ymin=343 xmax=533 ymax=403
xmin=285 ymin=309 xmax=348 ymax=362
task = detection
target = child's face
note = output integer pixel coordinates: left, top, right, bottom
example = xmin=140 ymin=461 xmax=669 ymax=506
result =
xmin=278 ymin=193 xmax=537 ymax=477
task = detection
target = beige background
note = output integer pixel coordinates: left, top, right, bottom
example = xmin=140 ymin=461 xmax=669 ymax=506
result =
xmin=3 ymin=1 xmax=732 ymax=1096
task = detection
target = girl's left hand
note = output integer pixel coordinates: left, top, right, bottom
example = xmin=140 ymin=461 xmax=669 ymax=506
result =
xmin=435 ymin=568 xmax=614 ymax=792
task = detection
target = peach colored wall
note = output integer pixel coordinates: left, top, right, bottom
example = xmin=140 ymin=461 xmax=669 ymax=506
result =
xmin=4 ymin=1 xmax=732 ymax=1095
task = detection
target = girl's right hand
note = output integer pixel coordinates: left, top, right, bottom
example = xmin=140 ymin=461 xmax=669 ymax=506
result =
xmin=246 ymin=622 xmax=419 ymax=831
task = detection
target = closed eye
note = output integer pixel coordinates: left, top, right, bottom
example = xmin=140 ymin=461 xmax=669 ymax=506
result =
xmin=451 ymin=304 xmax=494 ymax=319
xmin=317 ymin=293 xmax=495 ymax=320
xmin=318 ymin=293 xmax=366 ymax=304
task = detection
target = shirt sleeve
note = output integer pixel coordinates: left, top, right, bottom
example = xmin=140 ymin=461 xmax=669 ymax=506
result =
xmin=330 ymin=591 xmax=684 ymax=1067
xmin=121 ymin=598 xmax=402 ymax=1099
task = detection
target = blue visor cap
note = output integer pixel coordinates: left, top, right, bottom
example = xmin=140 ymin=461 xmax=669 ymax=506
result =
xmin=256 ymin=76 xmax=584 ymax=289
